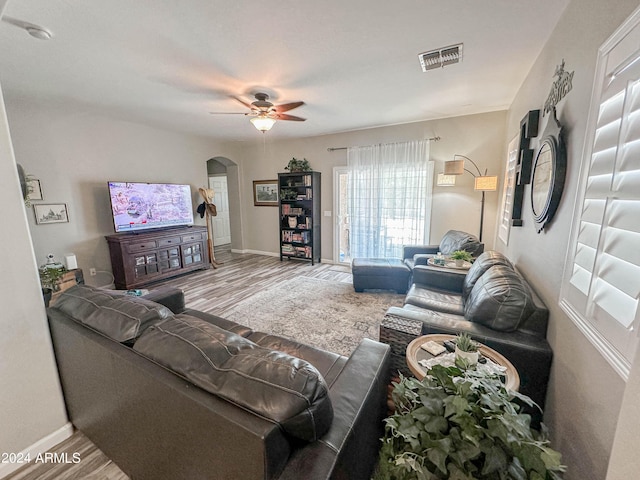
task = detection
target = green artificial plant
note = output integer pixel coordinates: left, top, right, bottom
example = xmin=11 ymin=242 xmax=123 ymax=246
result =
xmin=39 ymin=265 xmax=67 ymax=292
xmin=375 ymin=365 xmax=565 ymax=480
xmin=284 ymin=157 xmax=311 ymax=172
xmin=450 ymin=250 xmax=474 ymax=263
xmin=280 ymin=188 xmax=298 ymax=200
xmin=455 ymin=332 xmax=479 ymax=353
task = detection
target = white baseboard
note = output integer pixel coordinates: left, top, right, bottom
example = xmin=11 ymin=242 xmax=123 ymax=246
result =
xmin=0 ymin=422 xmax=73 ymax=479
xmin=231 ymin=249 xmax=279 ymax=257
xmin=230 ymin=249 xmax=339 ymax=265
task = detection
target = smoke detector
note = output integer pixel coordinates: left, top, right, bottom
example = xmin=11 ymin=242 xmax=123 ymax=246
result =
xmin=418 ymin=43 xmax=463 ymax=72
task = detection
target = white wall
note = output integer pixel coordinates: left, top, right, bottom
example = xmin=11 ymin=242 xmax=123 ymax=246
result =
xmin=0 ymin=85 xmax=70 ymax=477
xmin=5 ymin=97 xmax=234 ymax=283
xmin=233 ymin=110 xmax=507 ymax=260
xmin=500 ymin=1 xmax=640 ymax=478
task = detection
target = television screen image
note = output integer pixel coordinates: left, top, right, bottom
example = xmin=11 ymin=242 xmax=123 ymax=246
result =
xmin=108 ymin=181 xmax=194 ymax=233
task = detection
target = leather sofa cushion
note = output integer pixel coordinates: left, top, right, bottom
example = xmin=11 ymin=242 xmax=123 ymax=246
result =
xmin=134 ymin=314 xmax=333 ymax=442
xmin=404 ymin=284 xmax=464 ymax=315
xmin=464 ymin=265 xmax=535 ymax=332
xmin=439 ymin=230 xmax=483 ymax=256
xmin=462 ymin=251 xmax=514 ymax=299
xmin=247 ymin=331 xmax=348 ymax=387
xmin=52 ymin=285 xmax=173 ymax=342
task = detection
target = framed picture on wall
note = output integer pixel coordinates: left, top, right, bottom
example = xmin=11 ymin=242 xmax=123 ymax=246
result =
xmin=27 ymin=178 xmax=43 ymax=201
xmin=253 ymin=180 xmax=279 ymax=206
xmin=34 ymin=203 xmax=69 ymax=224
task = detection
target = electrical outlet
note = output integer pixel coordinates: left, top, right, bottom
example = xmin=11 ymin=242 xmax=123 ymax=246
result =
xmin=89 ymin=268 xmax=97 ymax=276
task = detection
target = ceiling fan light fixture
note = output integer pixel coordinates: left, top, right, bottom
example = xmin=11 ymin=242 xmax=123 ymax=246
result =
xmin=250 ymin=115 xmax=276 ymax=132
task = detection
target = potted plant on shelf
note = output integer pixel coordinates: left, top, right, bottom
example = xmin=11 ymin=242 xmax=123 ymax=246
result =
xmin=454 ymin=332 xmax=479 ymax=366
xmin=375 ymin=365 xmax=565 ymax=480
xmin=280 ymin=188 xmax=298 ymax=200
xmin=450 ymin=249 xmax=473 ymax=267
xmin=284 ymin=157 xmax=312 ymax=172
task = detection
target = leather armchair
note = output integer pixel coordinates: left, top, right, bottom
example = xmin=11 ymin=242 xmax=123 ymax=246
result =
xmin=403 ymin=230 xmax=484 ymax=270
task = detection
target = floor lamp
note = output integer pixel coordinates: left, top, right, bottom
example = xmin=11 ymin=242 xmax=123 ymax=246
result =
xmin=441 ymin=155 xmax=498 ymax=242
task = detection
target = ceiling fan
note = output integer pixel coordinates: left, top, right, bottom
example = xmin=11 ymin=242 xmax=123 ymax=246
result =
xmin=210 ymin=92 xmax=306 ymax=132
xmin=1 ymin=16 xmax=53 ymax=39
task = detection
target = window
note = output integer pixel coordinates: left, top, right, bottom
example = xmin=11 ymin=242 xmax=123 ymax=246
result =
xmin=346 ymin=140 xmax=433 ymax=259
xmin=560 ymin=7 xmax=640 ymax=379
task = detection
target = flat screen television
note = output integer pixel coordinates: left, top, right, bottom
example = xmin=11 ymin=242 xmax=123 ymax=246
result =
xmin=108 ymin=181 xmax=194 ymax=233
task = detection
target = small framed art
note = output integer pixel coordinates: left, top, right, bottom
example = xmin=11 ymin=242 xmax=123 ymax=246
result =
xmin=27 ymin=178 xmax=43 ymax=201
xmin=253 ymin=180 xmax=279 ymax=206
xmin=34 ymin=203 xmax=69 ymax=224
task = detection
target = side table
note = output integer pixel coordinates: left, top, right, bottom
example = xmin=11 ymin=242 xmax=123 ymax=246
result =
xmin=50 ymin=269 xmax=84 ymax=305
xmin=406 ymin=334 xmax=520 ymax=391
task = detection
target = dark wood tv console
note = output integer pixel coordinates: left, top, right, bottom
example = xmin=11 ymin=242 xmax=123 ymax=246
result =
xmin=106 ymin=226 xmax=210 ymax=289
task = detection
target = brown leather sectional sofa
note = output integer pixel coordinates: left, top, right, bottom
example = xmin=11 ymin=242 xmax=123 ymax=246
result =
xmin=47 ymin=285 xmax=390 ymax=480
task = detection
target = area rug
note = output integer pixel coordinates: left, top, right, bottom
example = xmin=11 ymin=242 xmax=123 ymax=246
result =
xmin=222 ymin=277 xmax=405 ymax=356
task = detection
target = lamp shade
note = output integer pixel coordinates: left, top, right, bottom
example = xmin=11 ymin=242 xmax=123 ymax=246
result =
xmin=444 ymin=159 xmax=465 ymax=175
xmin=250 ymin=116 xmax=276 ymax=132
xmin=474 ymin=175 xmax=498 ymax=191
xmin=436 ymin=173 xmax=456 ymax=186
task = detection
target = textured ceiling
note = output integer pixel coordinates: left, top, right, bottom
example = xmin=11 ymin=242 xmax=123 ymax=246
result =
xmin=0 ymin=0 xmax=570 ymax=142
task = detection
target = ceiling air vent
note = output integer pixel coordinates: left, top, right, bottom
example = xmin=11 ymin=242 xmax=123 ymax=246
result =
xmin=418 ymin=43 xmax=463 ymax=72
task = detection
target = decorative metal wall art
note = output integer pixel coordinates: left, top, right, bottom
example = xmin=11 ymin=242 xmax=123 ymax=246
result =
xmin=512 ymin=110 xmax=539 ymax=227
xmin=543 ymin=60 xmax=574 ymax=117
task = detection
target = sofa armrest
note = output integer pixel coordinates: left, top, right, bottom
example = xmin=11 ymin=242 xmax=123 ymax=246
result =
xmin=143 ymin=287 xmax=186 ymax=314
xmin=279 ymin=339 xmax=390 ymax=480
xmin=403 ymin=244 xmax=439 ymax=260
xmin=412 ymin=265 xmax=466 ymax=293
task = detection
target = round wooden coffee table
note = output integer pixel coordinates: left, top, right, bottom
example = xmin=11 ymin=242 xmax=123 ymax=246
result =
xmin=406 ymin=334 xmax=520 ymax=391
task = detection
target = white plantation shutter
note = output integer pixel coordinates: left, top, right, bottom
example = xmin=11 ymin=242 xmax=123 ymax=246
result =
xmin=498 ymin=135 xmax=518 ymax=245
xmin=561 ymin=12 xmax=640 ymax=378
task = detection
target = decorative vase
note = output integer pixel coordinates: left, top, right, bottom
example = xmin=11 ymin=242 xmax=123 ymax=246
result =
xmin=455 ymin=259 xmax=464 ymax=267
xmin=455 ymin=346 xmax=479 ymax=366
xmin=288 ymin=216 xmax=297 ymax=228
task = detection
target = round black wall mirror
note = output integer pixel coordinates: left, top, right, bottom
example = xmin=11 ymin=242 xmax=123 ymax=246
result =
xmin=530 ymin=109 xmax=566 ymax=233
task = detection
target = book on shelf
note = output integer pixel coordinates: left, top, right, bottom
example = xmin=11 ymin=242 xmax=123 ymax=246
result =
xmin=281 ymin=231 xmax=310 ymax=243
xmin=281 ymin=205 xmax=304 ymax=215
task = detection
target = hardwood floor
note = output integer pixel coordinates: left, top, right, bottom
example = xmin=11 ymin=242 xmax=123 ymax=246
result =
xmin=154 ymin=245 xmax=353 ymax=316
xmin=7 ymin=246 xmax=356 ymax=479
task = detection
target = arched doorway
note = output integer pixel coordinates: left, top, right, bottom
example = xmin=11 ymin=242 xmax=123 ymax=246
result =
xmin=206 ymin=156 xmax=242 ymax=251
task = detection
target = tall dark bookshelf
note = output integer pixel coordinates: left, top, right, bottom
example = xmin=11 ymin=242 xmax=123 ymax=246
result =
xmin=278 ymin=171 xmax=321 ymax=264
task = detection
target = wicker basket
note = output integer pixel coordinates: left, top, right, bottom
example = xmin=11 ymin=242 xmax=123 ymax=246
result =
xmin=378 ymin=314 xmax=423 ymax=378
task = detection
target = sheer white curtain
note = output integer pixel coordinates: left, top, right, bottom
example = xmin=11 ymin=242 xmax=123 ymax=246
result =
xmin=347 ymin=140 xmax=433 ymax=259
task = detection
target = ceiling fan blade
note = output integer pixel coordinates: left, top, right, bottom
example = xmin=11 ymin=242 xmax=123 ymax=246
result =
xmin=231 ymin=96 xmax=253 ymax=109
xmin=275 ymin=101 xmax=304 ymax=113
xmin=277 ymin=113 xmax=306 ymax=122
xmin=209 ymin=112 xmax=249 ymax=115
